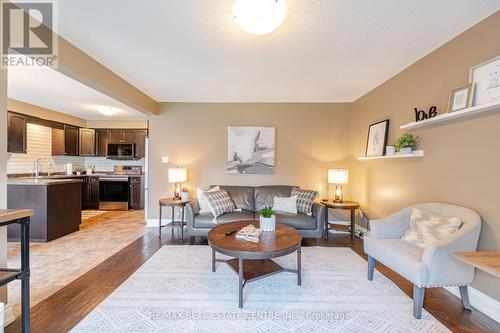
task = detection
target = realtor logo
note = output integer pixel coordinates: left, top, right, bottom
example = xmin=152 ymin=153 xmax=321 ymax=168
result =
xmin=2 ymin=1 xmax=58 ymax=67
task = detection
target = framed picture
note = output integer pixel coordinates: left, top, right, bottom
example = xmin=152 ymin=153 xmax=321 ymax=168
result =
xmin=469 ymin=55 xmax=500 ymax=106
xmin=448 ymin=83 xmax=474 ymax=112
xmin=365 ymin=119 xmax=389 ymax=157
xmin=227 ymin=127 xmax=275 ymax=174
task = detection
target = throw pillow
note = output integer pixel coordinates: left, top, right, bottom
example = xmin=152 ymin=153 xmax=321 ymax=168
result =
xmin=197 ymin=186 xmax=220 ymax=214
xmin=291 ymin=187 xmax=319 ymax=215
xmin=203 ymin=189 xmax=235 ymax=218
xmin=272 ymin=195 xmax=298 ymax=214
xmin=401 ymin=208 xmax=462 ymax=248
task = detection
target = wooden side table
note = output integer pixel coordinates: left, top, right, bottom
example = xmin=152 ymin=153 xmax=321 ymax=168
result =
xmin=159 ymin=198 xmax=189 ymax=240
xmin=454 ymin=251 xmax=500 ymax=278
xmin=0 ymin=209 xmax=32 ymax=333
xmin=322 ymin=200 xmax=360 ymax=243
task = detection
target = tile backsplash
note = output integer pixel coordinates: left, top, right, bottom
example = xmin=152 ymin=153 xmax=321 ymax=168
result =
xmin=7 ymin=124 xmax=144 ymax=175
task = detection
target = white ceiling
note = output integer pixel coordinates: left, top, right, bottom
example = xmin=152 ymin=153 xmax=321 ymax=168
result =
xmin=52 ymin=0 xmax=500 ymax=102
xmin=8 ymin=65 xmax=148 ymax=120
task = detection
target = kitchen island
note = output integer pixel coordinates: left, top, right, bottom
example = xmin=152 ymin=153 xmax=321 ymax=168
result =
xmin=7 ymin=178 xmax=82 ymax=242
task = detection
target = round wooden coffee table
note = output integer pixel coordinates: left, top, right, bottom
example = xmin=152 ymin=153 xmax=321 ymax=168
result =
xmin=208 ymin=220 xmax=302 ymax=308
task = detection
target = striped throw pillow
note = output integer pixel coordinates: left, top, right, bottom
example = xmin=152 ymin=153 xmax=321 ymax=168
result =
xmin=291 ymin=187 xmax=318 ymax=215
xmin=203 ymin=189 xmax=235 ymax=218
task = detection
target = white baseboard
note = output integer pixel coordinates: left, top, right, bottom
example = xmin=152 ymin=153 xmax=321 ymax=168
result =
xmin=146 ymin=218 xmax=172 ymax=227
xmin=3 ymin=303 xmax=14 ymax=328
xmin=444 ymin=286 xmax=500 ymax=324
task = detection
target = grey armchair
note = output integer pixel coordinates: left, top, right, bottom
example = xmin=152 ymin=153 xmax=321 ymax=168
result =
xmin=364 ymin=203 xmax=481 ymax=319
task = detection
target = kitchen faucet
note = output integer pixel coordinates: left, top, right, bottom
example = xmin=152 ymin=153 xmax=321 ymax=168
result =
xmin=33 ymin=159 xmax=42 ymax=177
xmin=33 ymin=159 xmax=54 ymax=177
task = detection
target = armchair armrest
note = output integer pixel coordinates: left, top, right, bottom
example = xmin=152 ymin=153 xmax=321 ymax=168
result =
xmin=312 ymin=203 xmax=326 ymax=230
xmin=422 ymin=222 xmax=481 ymax=286
xmin=369 ymin=208 xmax=411 ymax=239
xmin=185 ymin=200 xmax=200 ymax=228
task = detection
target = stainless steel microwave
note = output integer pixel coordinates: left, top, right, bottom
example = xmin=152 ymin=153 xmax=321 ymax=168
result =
xmin=107 ymin=143 xmax=134 ymax=159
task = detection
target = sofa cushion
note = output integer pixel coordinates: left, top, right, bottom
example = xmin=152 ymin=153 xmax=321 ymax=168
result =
xmin=402 ymin=208 xmax=462 ymax=249
xmin=291 ymin=187 xmax=319 ymax=215
xmin=364 ymin=236 xmax=429 ymax=287
xmin=203 ymin=189 xmax=235 ymax=217
xmin=254 ymin=186 xmax=294 ymax=211
xmin=194 ymin=211 xmax=255 ymax=228
xmin=217 ymin=186 xmax=255 ymax=212
xmin=276 ymin=213 xmax=316 ymax=230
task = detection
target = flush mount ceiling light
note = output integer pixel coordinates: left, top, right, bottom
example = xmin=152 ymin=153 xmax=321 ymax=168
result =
xmin=234 ymin=0 xmax=287 ymax=36
xmin=97 ymin=106 xmax=119 ymax=116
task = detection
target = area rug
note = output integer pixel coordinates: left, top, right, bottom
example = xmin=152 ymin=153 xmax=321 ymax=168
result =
xmin=71 ymin=246 xmax=450 ymax=332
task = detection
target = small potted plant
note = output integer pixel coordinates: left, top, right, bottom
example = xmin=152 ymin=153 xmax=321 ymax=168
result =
xmin=395 ymin=133 xmax=419 ymax=154
xmin=180 ymin=187 xmax=190 ymax=202
xmin=75 ymin=168 xmax=84 ymax=176
xmin=86 ymin=164 xmax=95 ymax=175
xmin=259 ymin=206 xmax=276 ymax=232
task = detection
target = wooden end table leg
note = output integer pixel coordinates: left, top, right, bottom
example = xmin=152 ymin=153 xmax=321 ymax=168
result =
xmin=212 ymin=248 xmax=216 ymax=272
xmin=158 ymin=205 xmax=162 ymax=238
xmin=350 ymin=208 xmax=356 ymax=244
xmin=297 ymin=247 xmax=302 ymax=286
xmin=171 ymin=206 xmax=175 ymax=238
xmin=181 ymin=205 xmax=185 ymax=240
xmin=324 ymin=207 xmax=329 ymax=240
xmin=21 ymin=218 xmax=30 ymax=333
xmin=238 ymin=258 xmax=244 ymax=308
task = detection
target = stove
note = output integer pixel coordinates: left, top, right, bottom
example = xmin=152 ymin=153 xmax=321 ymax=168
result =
xmin=99 ymin=165 xmax=142 ymax=210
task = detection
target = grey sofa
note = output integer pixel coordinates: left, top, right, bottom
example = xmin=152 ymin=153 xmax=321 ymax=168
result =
xmin=364 ymin=203 xmax=481 ymax=319
xmin=186 ymin=185 xmax=325 ymax=242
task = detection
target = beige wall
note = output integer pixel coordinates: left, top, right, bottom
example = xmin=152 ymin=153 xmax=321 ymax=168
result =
xmin=0 ymin=1 xmax=8 ymax=305
xmin=148 ymin=102 xmax=352 ymax=219
xmin=7 ymin=99 xmax=86 ymax=127
xmin=350 ymin=11 xmax=500 ymax=300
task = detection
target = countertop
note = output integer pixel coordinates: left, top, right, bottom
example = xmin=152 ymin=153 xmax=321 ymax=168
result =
xmin=7 ymin=178 xmax=83 ymax=186
xmin=0 ymin=209 xmax=33 ymax=223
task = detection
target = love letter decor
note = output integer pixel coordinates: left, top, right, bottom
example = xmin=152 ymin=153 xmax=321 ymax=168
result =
xmin=414 ymin=106 xmax=438 ymax=122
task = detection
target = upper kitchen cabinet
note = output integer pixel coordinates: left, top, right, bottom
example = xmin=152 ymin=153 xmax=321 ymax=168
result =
xmin=51 ymin=128 xmax=65 ymax=155
xmin=134 ymin=129 xmax=148 ymax=158
xmin=79 ymin=128 xmax=95 ymax=156
xmin=109 ymin=129 xmax=135 ymax=143
xmin=95 ymin=129 xmax=109 ymax=157
xmin=7 ymin=112 xmax=27 ymax=154
xmin=64 ymin=125 xmax=80 ymax=156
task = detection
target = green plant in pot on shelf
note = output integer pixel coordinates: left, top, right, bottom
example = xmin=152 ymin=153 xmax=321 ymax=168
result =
xmin=395 ymin=133 xmax=419 ymax=154
xmin=258 ymin=206 xmax=276 ymax=232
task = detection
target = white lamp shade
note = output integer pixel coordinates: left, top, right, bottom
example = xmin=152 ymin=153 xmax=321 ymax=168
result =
xmin=328 ymin=169 xmax=348 ymax=184
xmin=168 ymin=168 xmax=187 ymax=183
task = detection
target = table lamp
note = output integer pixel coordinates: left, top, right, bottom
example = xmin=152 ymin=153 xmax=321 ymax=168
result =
xmin=328 ymin=169 xmax=348 ymax=203
xmin=168 ymin=167 xmax=187 ymax=199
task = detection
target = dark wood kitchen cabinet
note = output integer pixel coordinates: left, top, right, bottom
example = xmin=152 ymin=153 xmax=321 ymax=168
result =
xmin=79 ymin=128 xmax=95 ymax=156
xmin=134 ymin=129 xmax=148 ymax=158
xmin=7 ymin=112 xmax=27 ymax=153
xmin=64 ymin=125 xmax=80 ymax=156
xmin=51 ymin=128 xmax=65 ymax=155
xmin=81 ymin=176 xmax=99 ymax=209
xmin=95 ymin=129 xmax=109 ymax=157
xmin=129 ymin=176 xmax=143 ymax=210
xmin=109 ymin=129 xmax=135 ymax=143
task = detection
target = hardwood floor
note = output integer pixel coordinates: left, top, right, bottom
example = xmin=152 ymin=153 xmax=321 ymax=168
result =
xmin=5 ymin=225 xmax=500 ymax=333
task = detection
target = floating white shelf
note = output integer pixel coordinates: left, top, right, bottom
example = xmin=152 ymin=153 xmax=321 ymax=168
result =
xmin=358 ymin=150 xmax=424 ymax=160
xmin=400 ymin=100 xmax=500 ymax=130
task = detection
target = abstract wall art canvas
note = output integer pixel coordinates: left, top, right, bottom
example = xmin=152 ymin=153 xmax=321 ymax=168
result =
xmin=227 ymin=127 xmax=275 ymax=174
